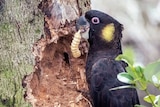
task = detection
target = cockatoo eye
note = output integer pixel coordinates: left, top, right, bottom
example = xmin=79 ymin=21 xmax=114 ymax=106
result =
xmin=91 ymin=17 xmax=100 ymax=24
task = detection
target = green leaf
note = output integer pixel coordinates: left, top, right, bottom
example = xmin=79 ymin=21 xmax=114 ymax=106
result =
xmin=117 ymin=72 xmax=135 ymax=84
xmin=126 ymin=66 xmax=135 ymax=78
xmin=135 ymin=66 xmax=144 ymax=75
xmin=116 ymin=54 xmax=134 ymax=66
xmin=136 ymin=80 xmax=147 ymax=90
xmin=116 ymin=47 xmax=135 ymax=65
xmin=155 ymin=95 xmax=160 ymax=105
xmin=144 ymin=94 xmax=156 ymax=104
xmin=134 ymin=66 xmax=145 ymax=79
xmin=144 ymin=61 xmax=160 ymax=82
xmin=152 ymin=75 xmax=160 ymax=87
xmin=109 ymin=85 xmax=135 ymax=91
xmin=134 ymin=104 xmax=146 ymax=107
xmin=158 ymin=99 xmax=160 ymax=106
xmin=123 ymin=47 xmax=134 ymax=56
xmin=155 ymin=72 xmax=160 ymax=82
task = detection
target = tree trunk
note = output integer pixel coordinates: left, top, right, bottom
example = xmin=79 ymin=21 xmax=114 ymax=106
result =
xmin=23 ymin=0 xmax=91 ymax=107
xmin=0 ymin=0 xmax=43 ymax=107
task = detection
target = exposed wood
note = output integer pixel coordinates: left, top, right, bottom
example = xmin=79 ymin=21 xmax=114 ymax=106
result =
xmin=23 ymin=0 xmax=91 ymax=107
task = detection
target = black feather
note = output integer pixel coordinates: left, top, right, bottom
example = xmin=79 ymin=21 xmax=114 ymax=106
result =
xmin=83 ymin=10 xmax=140 ymax=107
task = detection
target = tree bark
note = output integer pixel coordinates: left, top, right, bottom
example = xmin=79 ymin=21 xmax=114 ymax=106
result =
xmin=0 ymin=0 xmax=43 ymax=107
xmin=23 ymin=0 xmax=91 ymax=107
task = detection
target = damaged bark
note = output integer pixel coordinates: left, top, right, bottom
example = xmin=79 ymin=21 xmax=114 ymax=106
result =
xmin=23 ymin=0 xmax=91 ymax=107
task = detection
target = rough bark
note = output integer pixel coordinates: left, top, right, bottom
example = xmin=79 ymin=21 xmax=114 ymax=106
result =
xmin=23 ymin=0 xmax=91 ymax=107
xmin=0 ymin=0 xmax=43 ymax=107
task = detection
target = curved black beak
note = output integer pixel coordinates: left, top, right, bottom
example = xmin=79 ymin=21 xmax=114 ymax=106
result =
xmin=76 ymin=16 xmax=90 ymax=39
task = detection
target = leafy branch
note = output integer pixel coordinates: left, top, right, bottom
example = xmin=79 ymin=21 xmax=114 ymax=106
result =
xmin=113 ymin=48 xmax=160 ymax=107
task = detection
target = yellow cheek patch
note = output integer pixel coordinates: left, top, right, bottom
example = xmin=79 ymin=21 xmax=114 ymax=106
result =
xmin=102 ymin=23 xmax=115 ymax=42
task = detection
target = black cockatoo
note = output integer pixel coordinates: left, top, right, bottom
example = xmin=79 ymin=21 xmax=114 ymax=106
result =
xmin=76 ymin=10 xmax=140 ymax=107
